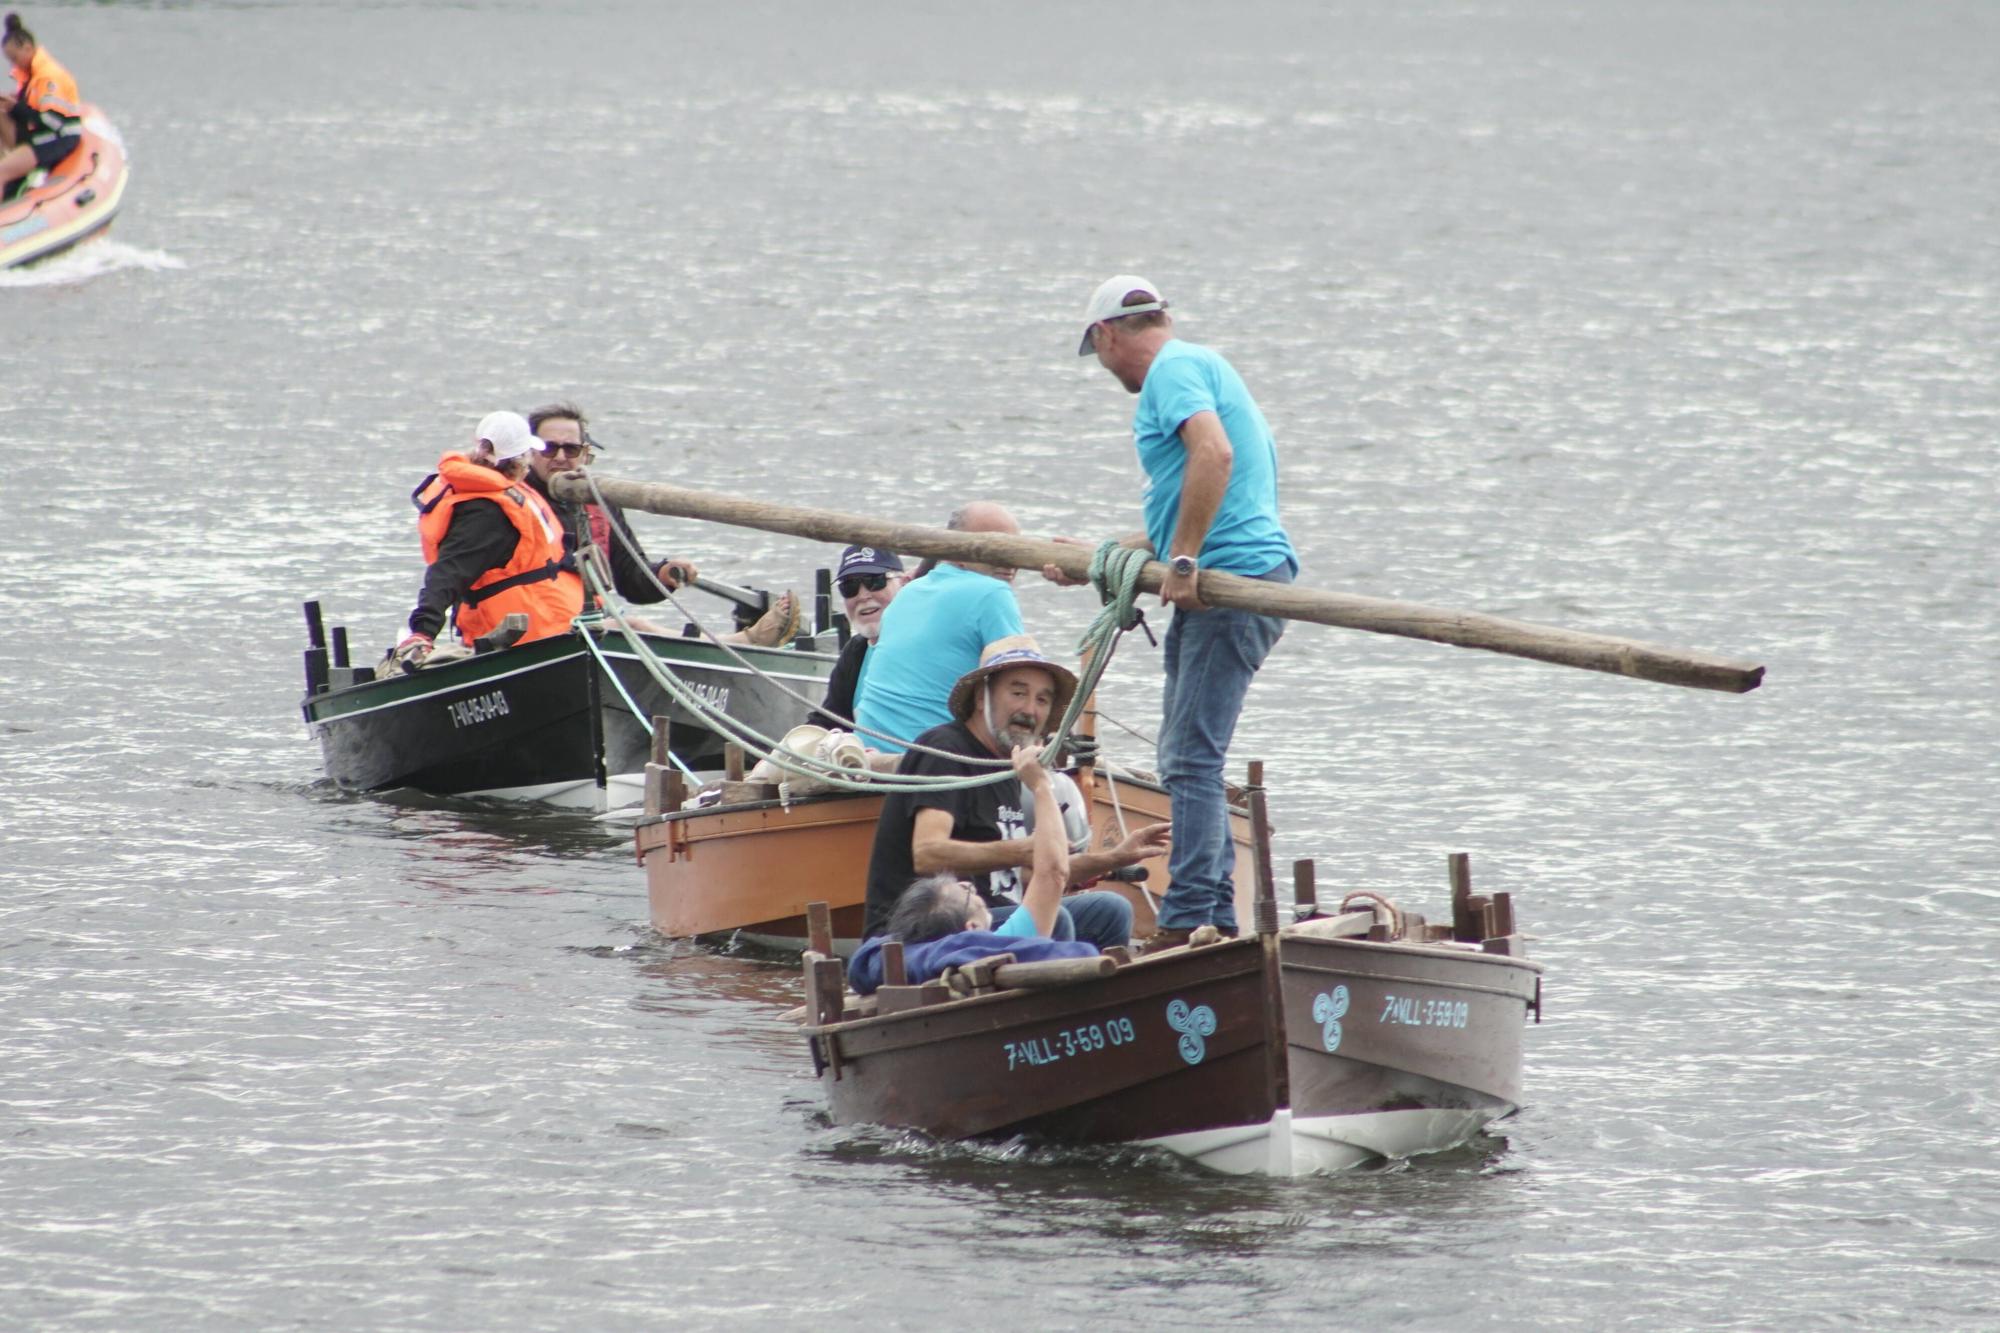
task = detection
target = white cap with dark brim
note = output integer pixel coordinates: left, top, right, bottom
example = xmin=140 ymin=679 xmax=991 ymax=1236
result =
xmin=475 ymin=410 xmax=543 ymax=463
xmin=1078 ymin=274 xmax=1168 ymax=356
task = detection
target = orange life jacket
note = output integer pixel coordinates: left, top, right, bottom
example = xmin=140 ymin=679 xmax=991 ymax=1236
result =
xmin=412 ymin=454 xmax=583 ymax=646
xmin=17 ymin=48 xmax=84 ymax=176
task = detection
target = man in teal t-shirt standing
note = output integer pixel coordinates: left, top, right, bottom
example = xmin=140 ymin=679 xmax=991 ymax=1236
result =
xmin=852 ymin=500 xmax=1028 ymax=754
xmin=1061 ymin=275 xmax=1298 ymax=953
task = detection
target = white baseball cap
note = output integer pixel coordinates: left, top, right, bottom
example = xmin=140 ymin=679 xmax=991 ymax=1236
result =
xmin=1078 ymin=274 xmax=1168 ymax=356
xmin=475 ymin=410 xmax=542 ymax=463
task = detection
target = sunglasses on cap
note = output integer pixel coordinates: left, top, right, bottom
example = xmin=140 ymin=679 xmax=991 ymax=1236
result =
xmin=540 ymin=441 xmax=588 ymax=458
xmin=838 ymin=573 xmax=892 ymax=598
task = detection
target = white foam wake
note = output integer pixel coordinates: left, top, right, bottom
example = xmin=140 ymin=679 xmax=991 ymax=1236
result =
xmin=0 ymin=239 xmax=184 ymax=288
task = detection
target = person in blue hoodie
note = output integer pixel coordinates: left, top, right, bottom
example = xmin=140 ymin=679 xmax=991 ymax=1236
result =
xmin=848 ymin=742 xmax=1100 ymax=995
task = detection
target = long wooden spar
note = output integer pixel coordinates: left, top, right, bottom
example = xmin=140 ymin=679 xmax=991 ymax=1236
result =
xmin=555 ymin=475 xmax=1764 ymax=694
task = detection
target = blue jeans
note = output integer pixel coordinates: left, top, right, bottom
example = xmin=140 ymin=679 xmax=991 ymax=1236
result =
xmin=990 ymin=891 xmax=1133 ymax=951
xmin=1156 ymin=567 xmax=1290 ymax=930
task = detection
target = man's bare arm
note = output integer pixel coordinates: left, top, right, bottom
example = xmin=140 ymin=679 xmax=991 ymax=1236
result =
xmin=1161 ymin=410 xmax=1234 ymax=611
xmin=910 ymin=807 xmax=1031 ymax=876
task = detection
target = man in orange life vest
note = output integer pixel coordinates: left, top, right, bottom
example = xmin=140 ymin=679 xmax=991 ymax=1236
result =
xmin=394 ymin=411 xmax=584 ymax=672
xmin=1 ymin=13 xmax=86 ymax=198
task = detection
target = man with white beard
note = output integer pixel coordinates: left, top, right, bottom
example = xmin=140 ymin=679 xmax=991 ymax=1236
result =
xmin=808 ymin=545 xmax=905 ymax=733
xmin=857 ymin=640 xmax=1167 ymax=949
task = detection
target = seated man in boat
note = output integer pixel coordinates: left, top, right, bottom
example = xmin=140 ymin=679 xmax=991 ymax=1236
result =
xmin=0 ymin=14 xmax=85 ymax=201
xmin=806 ymin=544 xmax=906 ymax=732
xmin=847 ymin=742 xmax=1100 ymax=995
xmin=521 ymin=400 xmax=799 ymax=646
xmin=858 ymin=639 xmax=1168 ymax=951
xmin=390 ymin=411 xmax=583 ymax=672
xmin=849 ymin=502 xmax=1024 ymax=754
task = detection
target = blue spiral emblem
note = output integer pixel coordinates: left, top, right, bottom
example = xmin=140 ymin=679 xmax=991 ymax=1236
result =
xmin=1312 ymin=986 xmax=1350 ymax=1053
xmin=1166 ymin=998 xmax=1218 ymax=1065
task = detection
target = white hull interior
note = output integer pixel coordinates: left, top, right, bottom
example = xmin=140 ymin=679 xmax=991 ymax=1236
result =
xmin=1142 ymin=1104 xmax=1511 ymax=1177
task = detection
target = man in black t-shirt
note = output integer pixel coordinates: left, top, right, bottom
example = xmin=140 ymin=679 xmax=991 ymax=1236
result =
xmin=859 ymin=640 xmax=1170 ymax=949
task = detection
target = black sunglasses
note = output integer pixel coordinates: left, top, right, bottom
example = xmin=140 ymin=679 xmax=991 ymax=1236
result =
xmin=838 ymin=573 xmax=891 ymax=598
xmin=540 ymin=441 xmax=588 ymax=458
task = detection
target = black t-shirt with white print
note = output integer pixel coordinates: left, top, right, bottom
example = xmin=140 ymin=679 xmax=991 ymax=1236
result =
xmin=860 ymin=719 xmax=1025 ymax=940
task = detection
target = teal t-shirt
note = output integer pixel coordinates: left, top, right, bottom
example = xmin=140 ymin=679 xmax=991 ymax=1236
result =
xmin=1133 ymin=339 xmax=1297 ymax=578
xmin=852 ymin=563 xmax=1025 ymax=754
xmin=994 ymin=904 xmax=1042 ymax=938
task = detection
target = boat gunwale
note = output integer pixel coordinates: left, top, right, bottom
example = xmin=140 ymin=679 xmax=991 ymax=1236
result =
xmin=636 ymin=767 xmax=1237 ymax=832
xmin=302 ymin=626 xmax=838 ymax=721
xmin=1281 ymin=931 xmax=1545 ymax=980
xmin=802 ymin=937 xmax=1262 ymax=1041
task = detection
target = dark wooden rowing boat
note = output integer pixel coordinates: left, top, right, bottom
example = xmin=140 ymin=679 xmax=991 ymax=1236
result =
xmin=796 ymin=766 xmax=1544 ymax=1175
xmin=299 ymin=601 xmax=835 ymax=807
xmin=804 ymin=933 xmax=1278 ymax=1146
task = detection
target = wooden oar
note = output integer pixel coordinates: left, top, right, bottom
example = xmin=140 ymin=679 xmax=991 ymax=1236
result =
xmin=554 ymin=474 xmax=1764 ymax=694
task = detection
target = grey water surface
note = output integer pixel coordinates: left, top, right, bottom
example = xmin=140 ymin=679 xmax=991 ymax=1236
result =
xmin=2 ymin=2 xmax=1996 ymax=1328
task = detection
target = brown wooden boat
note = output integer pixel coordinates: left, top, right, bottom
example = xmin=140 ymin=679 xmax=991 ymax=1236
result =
xmin=795 ymin=768 xmax=1545 ymax=1175
xmin=634 ymin=761 xmax=1253 ymax=952
xmin=802 ymin=930 xmax=1278 ymax=1146
xmin=1270 ymin=855 xmax=1542 ymax=1170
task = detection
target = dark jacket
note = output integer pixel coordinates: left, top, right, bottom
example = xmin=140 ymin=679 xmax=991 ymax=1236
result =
xmin=525 ymin=471 xmax=673 ymax=605
xmin=807 ymin=634 xmax=870 ymax=731
xmin=408 ymin=499 xmax=518 ymax=639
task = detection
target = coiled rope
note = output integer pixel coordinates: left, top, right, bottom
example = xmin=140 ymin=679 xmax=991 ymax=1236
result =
xmin=574 ymin=468 xmax=1149 ymax=796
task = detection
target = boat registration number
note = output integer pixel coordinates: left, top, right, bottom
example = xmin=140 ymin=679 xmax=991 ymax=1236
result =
xmin=447 ymin=691 xmax=511 ymax=729
xmin=1380 ymin=994 xmax=1469 ymax=1029
xmin=1003 ymin=1017 xmax=1138 ymax=1071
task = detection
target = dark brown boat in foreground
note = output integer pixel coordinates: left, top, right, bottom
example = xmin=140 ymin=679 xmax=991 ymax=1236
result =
xmin=796 ymin=765 xmax=1543 ymax=1175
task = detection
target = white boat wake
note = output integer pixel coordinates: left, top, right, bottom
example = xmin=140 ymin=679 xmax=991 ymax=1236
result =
xmin=0 ymin=239 xmax=183 ymax=288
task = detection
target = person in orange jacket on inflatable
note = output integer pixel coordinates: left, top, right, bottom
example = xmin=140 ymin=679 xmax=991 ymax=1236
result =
xmin=0 ymin=13 xmax=85 ymax=199
xmin=392 ymin=412 xmax=585 ymax=673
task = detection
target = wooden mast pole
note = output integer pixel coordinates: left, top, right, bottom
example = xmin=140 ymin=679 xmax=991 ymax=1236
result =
xmin=556 ymin=475 xmax=1764 ymax=694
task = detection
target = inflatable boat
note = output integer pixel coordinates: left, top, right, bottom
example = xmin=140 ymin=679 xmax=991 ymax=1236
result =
xmin=0 ymin=105 xmax=127 ymax=269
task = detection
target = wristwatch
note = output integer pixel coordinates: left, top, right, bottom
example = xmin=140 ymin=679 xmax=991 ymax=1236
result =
xmin=1169 ymin=554 xmax=1199 ymax=578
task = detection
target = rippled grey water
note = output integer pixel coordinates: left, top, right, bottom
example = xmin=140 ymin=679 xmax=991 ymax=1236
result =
xmin=3 ymin=1 xmax=1996 ymax=1328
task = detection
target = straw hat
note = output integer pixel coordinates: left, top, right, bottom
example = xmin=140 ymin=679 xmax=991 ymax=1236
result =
xmin=947 ymin=636 xmax=1079 ymax=725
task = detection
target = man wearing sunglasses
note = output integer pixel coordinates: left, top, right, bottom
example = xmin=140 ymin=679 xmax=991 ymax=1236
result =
xmin=807 ymin=545 xmax=906 ymax=733
xmin=524 ymin=402 xmax=700 ymax=601
xmin=524 ymin=401 xmax=800 ymax=646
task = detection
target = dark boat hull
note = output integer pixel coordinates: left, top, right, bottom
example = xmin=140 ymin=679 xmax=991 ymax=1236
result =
xmin=806 ymin=927 xmax=1543 ymax=1175
xmin=1275 ymin=928 xmax=1543 ymax=1171
xmin=593 ymin=633 xmax=838 ymax=773
xmin=813 ymin=940 xmax=1277 ymax=1145
xmin=302 ymin=628 xmax=834 ymax=804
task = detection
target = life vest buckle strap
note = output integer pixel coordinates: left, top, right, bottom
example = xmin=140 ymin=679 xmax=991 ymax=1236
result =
xmin=462 ymin=560 xmax=563 ymax=607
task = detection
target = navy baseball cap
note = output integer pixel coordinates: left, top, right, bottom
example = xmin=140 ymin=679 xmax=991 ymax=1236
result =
xmin=836 ymin=545 xmax=904 ymax=579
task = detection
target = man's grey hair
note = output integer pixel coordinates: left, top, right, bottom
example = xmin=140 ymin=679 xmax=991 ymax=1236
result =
xmin=885 ymin=874 xmax=980 ymax=944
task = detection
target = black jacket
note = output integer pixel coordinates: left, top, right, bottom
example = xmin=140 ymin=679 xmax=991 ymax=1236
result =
xmin=525 ymin=472 xmax=673 ymax=605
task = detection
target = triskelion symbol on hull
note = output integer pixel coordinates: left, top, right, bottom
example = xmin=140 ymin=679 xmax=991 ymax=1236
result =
xmin=1166 ymin=998 xmax=1218 ymax=1065
xmin=1313 ymin=985 xmax=1350 ymax=1052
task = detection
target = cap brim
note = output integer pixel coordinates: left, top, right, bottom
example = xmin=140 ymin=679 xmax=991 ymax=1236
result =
xmin=1077 ymin=328 xmax=1097 ymax=357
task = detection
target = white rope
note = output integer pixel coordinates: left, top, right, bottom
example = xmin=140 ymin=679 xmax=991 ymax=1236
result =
xmin=576 ymin=620 xmax=699 ymax=779
xmin=569 ymin=472 xmax=1151 ymax=795
xmin=576 ymin=467 xmax=1015 ymax=770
